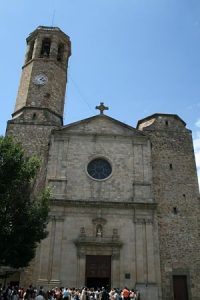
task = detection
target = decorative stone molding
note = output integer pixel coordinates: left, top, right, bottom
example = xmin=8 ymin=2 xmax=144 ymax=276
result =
xmin=49 ymin=215 xmax=65 ymax=221
xmin=135 ymin=217 xmax=153 ymax=224
xmin=77 ymin=248 xmax=86 ymax=258
xmin=112 ymin=248 xmax=120 ymax=259
xmin=133 ymin=182 xmax=152 ymax=186
xmin=74 ymin=236 xmax=123 ymax=259
xmin=112 ymin=228 xmax=119 ymax=239
xmin=133 ymin=208 xmax=155 ymax=224
xmin=50 ymin=199 xmax=158 ymax=210
xmin=80 ymin=226 xmax=86 ymax=237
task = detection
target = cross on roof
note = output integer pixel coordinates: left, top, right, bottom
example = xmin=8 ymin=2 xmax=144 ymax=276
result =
xmin=95 ymin=102 xmax=109 ymax=114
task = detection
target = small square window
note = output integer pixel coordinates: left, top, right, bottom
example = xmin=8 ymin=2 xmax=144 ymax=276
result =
xmin=125 ymin=273 xmax=130 ymax=279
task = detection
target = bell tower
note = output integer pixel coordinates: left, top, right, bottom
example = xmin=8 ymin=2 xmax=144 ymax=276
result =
xmin=6 ymin=25 xmax=71 ymax=166
xmin=12 ymin=26 xmax=71 ymax=126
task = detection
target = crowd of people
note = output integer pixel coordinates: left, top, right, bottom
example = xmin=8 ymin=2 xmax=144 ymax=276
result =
xmin=0 ymin=285 xmax=140 ymax=300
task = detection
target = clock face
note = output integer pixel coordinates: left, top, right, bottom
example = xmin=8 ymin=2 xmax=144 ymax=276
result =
xmin=33 ymin=74 xmax=48 ymax=85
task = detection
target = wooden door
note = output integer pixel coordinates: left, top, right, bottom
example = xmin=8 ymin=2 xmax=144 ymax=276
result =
xmin=173 ymin=275 xmax=189 ymax=300
xmin=86 ymin=255 xmax=111 ymax=288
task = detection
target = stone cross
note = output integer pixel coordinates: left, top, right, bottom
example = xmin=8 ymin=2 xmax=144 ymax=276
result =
xmin=95 ymin=102 xmax=109 ymax=114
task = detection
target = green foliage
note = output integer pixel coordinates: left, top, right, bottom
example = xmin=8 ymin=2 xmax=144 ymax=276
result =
xmin=0 ymin=136 xmax=50 ymax=268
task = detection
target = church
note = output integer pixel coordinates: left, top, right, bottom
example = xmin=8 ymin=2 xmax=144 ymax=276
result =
xmin=4 ymin=26 xmax=200 ymax=300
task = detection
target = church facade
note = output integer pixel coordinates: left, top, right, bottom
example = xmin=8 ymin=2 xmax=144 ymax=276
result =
xmin=5 ymin=26 xmax=200 ymax=300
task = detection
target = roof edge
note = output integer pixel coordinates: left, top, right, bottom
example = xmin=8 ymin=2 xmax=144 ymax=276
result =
xmin=137 ymin=113 xmax=186 ymax=128
xmin=55 ymin=114 xmax=146 ymax=136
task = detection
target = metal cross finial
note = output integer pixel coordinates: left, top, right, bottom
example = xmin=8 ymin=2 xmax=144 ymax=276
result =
xmin=95 ymin=102 xmax=109 ymax=114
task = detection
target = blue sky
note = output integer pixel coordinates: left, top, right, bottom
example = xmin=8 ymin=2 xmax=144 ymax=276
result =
xmin=1 ymin=0 xmax=200 ymax=183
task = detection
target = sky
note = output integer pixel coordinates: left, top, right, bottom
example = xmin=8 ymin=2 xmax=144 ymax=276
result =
xmin=1 ymin=0 xmax=200 ymax=184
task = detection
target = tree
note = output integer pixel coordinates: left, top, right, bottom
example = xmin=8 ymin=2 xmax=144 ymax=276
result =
xmin=0 ymin=136 xmax=50 ymax=268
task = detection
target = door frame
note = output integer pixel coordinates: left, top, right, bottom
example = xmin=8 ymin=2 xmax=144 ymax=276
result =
xmin=74 ymin=237 xmax=122 ymax=288
xmin=170 ymin=270 xmax=191 ymax=300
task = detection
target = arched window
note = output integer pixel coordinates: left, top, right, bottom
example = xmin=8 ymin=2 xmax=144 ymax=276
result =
xmin=40 ymin=38 xmax=51 ymax=57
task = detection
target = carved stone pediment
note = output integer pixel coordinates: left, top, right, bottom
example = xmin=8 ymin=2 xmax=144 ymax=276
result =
xmin=92 ymin=217 xmax=107 ymax=225
xmin=74 ymin=236 xmax=123 ymax=259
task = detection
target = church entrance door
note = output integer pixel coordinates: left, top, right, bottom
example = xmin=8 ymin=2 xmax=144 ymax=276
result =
xmin=173 ymin=275 xmax=189 ymax=300
xmin=85 ymin=255 xmax=111 ymax=289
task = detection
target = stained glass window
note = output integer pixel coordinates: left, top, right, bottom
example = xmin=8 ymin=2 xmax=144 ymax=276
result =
xmin=87 ymin=158 xmax=112 ymax=180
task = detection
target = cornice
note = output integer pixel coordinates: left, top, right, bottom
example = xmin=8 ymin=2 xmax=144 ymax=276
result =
xmin=50 ymin=199 xmax=157 ymax=210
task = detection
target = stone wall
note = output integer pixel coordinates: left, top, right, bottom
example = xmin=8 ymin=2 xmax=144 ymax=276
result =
xmin=138 ymin=114 xmax=200 ymax=300
xmin=6 ymin=121 xmax=58 ymax=194
xmin=47 ymin=117 xmax=153 ymax=203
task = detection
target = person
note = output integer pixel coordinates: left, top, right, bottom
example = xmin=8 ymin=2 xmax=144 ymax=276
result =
xmin=35 ymin=291 xmax=44 ymax=300
xmin=38 ymin=287 xmax=47 ymax=300
xmin=12 ymin=290 xmax=19 ymax=300
xmin=129 ymin=290 xmax=136 ymax=299
xmin=122 ymin=287 xmax=130 ymax=300
xmin=114 ymin=289 xmax=121 ymax=300
xmin=80 ymin=288 xmax=87 ymax=300
xmin=63 ymin=288 xmax=70 ymax=300
xmin=101 ymin=289 xmax=109 ymax=300
xmin=109 ymin=289 xmax=115 ymax=300
xmin=54 ymin=288 xmax=62 ymax=300
xmin=134 ymin=291 xmax=140 ymax=300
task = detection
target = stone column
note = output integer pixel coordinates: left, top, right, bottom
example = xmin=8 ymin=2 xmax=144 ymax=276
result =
xmin=77 ymin=249 xmax=86 ymax=287
xmin=135 ymin=218 xmax=160 ymax=300
xmin=37 ymin=216 xmax=63 ymax=286
xmin=24 ymin=43 xmax=31 ymax=64
xmin=49 ymin=216 xmax=64 ymax=284
xmin=111 ymin=250 xmax=120 ymax=288
xmin=63 ymin=43 xmax=70 ymax=65
xmin=145 ymin=221 xmax=156 ymax=282
xmin=32 ymin=36 xmax=42 ymax=59
xmin=50 ymin=36 xmax=58 ymax=59
xmin=37 ymin=221 xmax=52 ymax=284
xmin=135 ymin=221 xmax=145 ymax=283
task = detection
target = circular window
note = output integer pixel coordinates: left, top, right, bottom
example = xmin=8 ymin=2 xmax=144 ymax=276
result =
xmin=87 ymin=158 xmax=112 ymax=180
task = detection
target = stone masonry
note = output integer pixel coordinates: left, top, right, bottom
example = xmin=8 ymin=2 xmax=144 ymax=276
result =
xmin=138 ymin=114 xmax=200 ymax=300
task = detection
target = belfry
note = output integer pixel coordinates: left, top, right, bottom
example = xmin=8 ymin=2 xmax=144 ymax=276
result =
xmin=4 ymin=26 xmax=200 ymax=300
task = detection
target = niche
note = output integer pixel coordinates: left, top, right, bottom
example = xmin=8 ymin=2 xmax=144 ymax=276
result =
xmin=96 ymin=224 xmax=103 ymax=237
